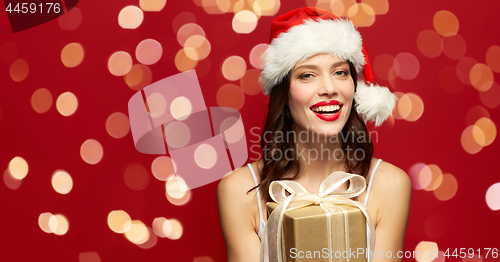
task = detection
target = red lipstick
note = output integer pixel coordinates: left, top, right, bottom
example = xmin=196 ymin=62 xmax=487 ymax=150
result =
xmin=310 ymin=100 xmax=343 ymax=122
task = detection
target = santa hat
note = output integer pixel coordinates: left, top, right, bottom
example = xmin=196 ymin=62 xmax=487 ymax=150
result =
xmin=260 ymin=7 xmax=396 ymax=126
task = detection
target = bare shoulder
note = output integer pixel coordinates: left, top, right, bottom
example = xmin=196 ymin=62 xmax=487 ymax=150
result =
xmin=217 ymin=160 xmax=263 ymax=206
xmin=374 ymin=160 xmax=412 ymax=193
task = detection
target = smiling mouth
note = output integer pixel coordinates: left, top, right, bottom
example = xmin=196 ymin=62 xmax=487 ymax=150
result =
xmin=310 ymin=105 xmax=342 ymax=115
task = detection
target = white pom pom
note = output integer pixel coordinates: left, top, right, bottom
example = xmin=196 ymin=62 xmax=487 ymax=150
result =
xmin=354 ymin=81 xmax=397 ymax=126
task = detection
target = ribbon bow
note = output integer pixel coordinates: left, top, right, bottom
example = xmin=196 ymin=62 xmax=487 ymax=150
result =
xmin=260 ymin=171 xmax=375 ymax=262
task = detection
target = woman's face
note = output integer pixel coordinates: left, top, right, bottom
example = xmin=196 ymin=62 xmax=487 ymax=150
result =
xmin=288 ymin=54 xmax=355 ymax=138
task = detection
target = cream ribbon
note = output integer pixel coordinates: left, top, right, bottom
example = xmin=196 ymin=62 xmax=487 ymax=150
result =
xmin=260 ymin=172 xmax=375 ymax=262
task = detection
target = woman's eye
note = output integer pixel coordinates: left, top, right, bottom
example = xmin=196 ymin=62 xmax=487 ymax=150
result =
xmin=334 ymin=70 xmax=349 ymax=76
xmin=299 ymin=73 xmax=314 ymax=79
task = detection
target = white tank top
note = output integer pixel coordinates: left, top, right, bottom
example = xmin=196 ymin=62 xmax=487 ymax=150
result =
xmin=247 ymin=158 xmax=382 ymax=261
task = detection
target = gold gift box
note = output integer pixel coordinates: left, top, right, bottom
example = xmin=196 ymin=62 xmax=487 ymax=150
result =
xmin=267 ymin=202 xmax=367 ymax=262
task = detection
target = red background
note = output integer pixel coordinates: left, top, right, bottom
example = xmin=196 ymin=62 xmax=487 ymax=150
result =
xmin=1 ymin=0 xmax=499 ymax=261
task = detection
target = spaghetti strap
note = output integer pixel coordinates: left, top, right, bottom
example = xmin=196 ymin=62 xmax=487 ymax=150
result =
xmin=247 ymin=163 xmax=266 ymax=239
xmin=364 ymin=158 xmax=382 ymax=207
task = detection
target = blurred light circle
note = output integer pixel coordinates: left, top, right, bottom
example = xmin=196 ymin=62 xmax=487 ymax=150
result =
xmin=415 ymin=241 xmax=439 ymax=262
xmin=456 ymin=57 xmax=477 ymax=85
xmin=39 ymin=212 xmax=55 ymax=233
xmin=146 ymin=92 xmax=167 ymax=119
xmin=417 ymin=165 xmax=432 ymax=190
xmin=8 ymin=156 xmax=28 ymax=180
xmin=347 ymin=3 xmax=375 ymax=27
xmin=485 ymin=45 xmax=500 ymax=73
xmin=393 ymin=52 xmax=420 ymax=80
xmin=58 ymin=7 xmax=82 ymax=31
xmin=373 ymin=54 xmax=394 ymax=82
xmin=167 ymin=219 xmax=183 ymax=240
xmin=124 ymin=163 xmax=150 ymax=191
xmin=107 ymin=210 xmax=132 ymax=233
xmin=170 ymin=96 xmax=192 ymax=121
xmin=469 ymin=63 xmax=494 ymax=92
xmin=51 ymin=170 xmax=73 ymax=194
xmin=391 ymin=92 xmax=404 ymax=120
xmin=232 ymin=11 xmax=258 ymax=34
xmin=151 ymin=156 xmax=176 ymax=181
xmin=172 ymin=12 xmax=196 ymax=33
xmin=216 ymin=84 xmax=245 ymax=110
xmin=220 ymin=117 xmax=244 ymax=143
xmin=201 ymin=0 xmax=224 ymax=14
xmin=461 ymin=125 xmax=483 ymax=154
xmin=80 ymin=139 xmax=104 ymax=165
xmin=433 ymin=174 xmax=458 ymax=201
xmin=61 ymin=43 xmax=84 ymax=68
xmin=194 ymin=144 xmax=217 ymax=169
xmin=486 ymin=183 xmax=500 ymax=210
xmin=167 ymin=188 xmax=192 ymax=206
xmin=404 ymin=93 xmax=424 ymax=122
xmin=138 ymin=227 xmax=157 ymax=249
xmin=4 ymin=169 xmax=22 ymax=190
xmin=254 ymin=0 xmax=280 ymax=16
xmin=164 ymin=121 xmax=191 ymax=148
xmin=397 ymin=93 xmax=412 ymax=120
xmin=10 ymin=58 xmax=29 ymax=82
xmin=184 ymin=35 xmax=211 ymax=61
xmin=48 ymin=214 xmax=58 ymax=233
xmin=125 ymin=220 xmax=149 ymax=244
xmin=408 ymin=163 xmax=426 ymax=190
xmin=139 ymin=0 xmax=166 ymax=11
xmin=108 ymin=51 xmax=133 ymax=76
xmin=465 ymin=105 xmax=490 ymax=126
xmin=222 ymin=56 xmax=246 ymax=81
xmin=166 ymin=175 xmax=189 ymax=199
xmin=106 ymin=112 xmax=130 ymax=139
xmin=118 ymin=6 xmax=144 ymax=29
xmin=78 ymin=251 xmax=101 ymax=262
xmin=0 ymin=41 xmax=18 ymax=64
xmin=442 ymin=34 xmax=466 ymax=60
xmin=56 ymin=92 xmax=78 ymax=116
xmin=479 ymin=82 xmax=500 ymax=108
xmin=474 ymin=117 xmax=496 ymax=146
xmin=240 ymin=69 xmax=262 ymax=95
xmin=361 ymin=0 xmax=388 ymax=15
xmin=53 ymin=214 xmax=69 ymax=235
xmin=424 ymin=164 xmax=443 ymax=191
xmin=125 ymin=64 xmax=153 ymax=91
xmin=31 ymin=88 xmax=53 ymax=114
xmin=175 ymin=49 xmax=197 ymax=72
xmin=416 ymin=30 xmax=443 ymax=58
xmin=249 ymin=44 xmax=268 ymax=69
xmin=216 ymin=0 xmax=231 ymax=13
xmin=152 ymin=217 xmax=171 ymax=238
xmin=177 ymin=23 xmax=205 ymax=47
xmin=471 ymin=125 xmax=485 ymax=147
xmin=439 ymin=65 xmax=463 ymax=95
xmin=136 ymin=39 xmax=162 ymax=65
xmin=433 ymin=10 xmax=459 ymax=37
xmin=327 ymin=0 xmax=345 ymax=17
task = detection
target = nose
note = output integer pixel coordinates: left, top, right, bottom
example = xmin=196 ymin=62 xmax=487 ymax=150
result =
xmin=318 ymin=75 xmax=338 ymax=96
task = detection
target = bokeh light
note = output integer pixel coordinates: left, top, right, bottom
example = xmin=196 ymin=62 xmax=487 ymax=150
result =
xmin=456 ymin=57 xmax=477 ymax=85
xmin=469 ymin=63 xmax=494 ymax=92
xmin=485 ymin=183 xmax=500 ymax=211
xmin=254 ymin=0 xmax=280 ymax=16
xmin=485 ymin=45 xmax=500 ymax=73
xmin=232 ymin=11 xmax=258 ymax=34
xmin=408 ymin=163 xmax=427 ymax=190
xmin=423 ymin=164 xmax=443 ymax=191
xmin=138 ymin=227 xmax=158 ymax=249
xmin=164 ymin=121 xmax=191 ymax=148
xmin=391 ymin=92 xmax=404 ymax=120
xmin=118 ymin=6 xmax=144 ymax=29
xmin=461 ymin=125 xmax=483 ymax=154
xmin=108 ymin=210 xmax=132 ymax=234
xmin=56 ymin=92 xmax=78 ymax=116
xmin=184 ymin=35 xmax=211 ymax=61
xmin=433 ymin=10 xmax=459 ymax=37
xmin=433 ymin=174 xmax=458 ymax=201
xmin=80 ymin=139 xmax=104 ymax=165
xmin=361 ymin=0 xmax=388 ymax=15
xmin=52 ymin=214 xmax=69 ymax=235
xmin=216 ymin=84 xmax=245 ymax=110
xmin=397 ymin=93 xmax=424 ymax=122
xmin=8 ymin=156 xmax=28 ymax=180
xmin=167 ymin=219 xmax=183 ymax=240
xmin=442 ymin=34 xmax=466 ymax=60
xmin=465 ymin=105 xmax=490 ymax=126
xmin=479 ymin=82 xmax=500 ymax=108
xmin=473 ymin=117 xmax=496 ymax=146
xmin=347 ymin=3 xmax=375 ymax=27
xmin=220 ymin=117 xmax=244 ymax=143
xmin=177 ymin=23 xmax=205 ymax=47
xmin=108 ymin=51 xmax=133 ymax=76
xmin=124 ymin=64 xmax=153 ymax=91
xmin=31 ymin=88 xmax=53 ymax=114
xmin=151 ymin=156 xmax=176 ymax=181
xmin=0 ymin=41 xmax=18 ymax=64
xmin=166 ymin=175 xmax=189 ymax=199
xmin=51 ymin=170 xmax=73 ymax=194
xmin=10 ymin=58 xmax=29 ymax=82
xmin=240 ymin=69 xmax=262 ymax=95
xmin=152 ymin=217 xmax=172 ymax=238
xmin=222 ymin=56 xmax=246 ymax=81
xmin=194 ymin=144 xmax=218 ymax=169
xmin=136 ymin=39 xmax=163 ymax=65
xmin=415 ymin=241 xmax=439 ymax=262
xmin=78 ymin=251 xmax=101 ymax=262
xmin=439 ymin=65 xmax=463 ymax=94
xmin=167 ymin=188 xmax=192 ymax=206
xmin=61 ymin=43 xmax=84 ymax=68
xmin=172 ymin=12 xmax=196 ymax=32
xmin=59 ymin=7 xmax=82 ymax=31
xmin=147 ymin=92 xmax=167 ymax=119
xmin=393 ymin=52 xmax=420 ymax=80
xmin=201 ymin=0 xmax=226 ymax=14
xmin=373 ymin=54 xmax=394 ymax=81
xmin=4 ymin=169 xmax=22 ymax=190
xmin=106 ymin=112 xmax=130 ymax=139
xmin=417 ymin=30 xmax=443 ymax=58
xmin=249 ymin=43 xmax=268 ymax=69
xmin=125 ymin=220 xmax=149 ymax=244
xmin=139 ymin=0 xmax=166 ymax=11
xmin=170 ymin=96 xmax=192 ymax=121
xmin=175 ymin=49 xmax=198 ymax=72
xmin=39 ymin=212 xmax=55 ymax=233
xmin=123 ymin=163 xmax=150 ymax=191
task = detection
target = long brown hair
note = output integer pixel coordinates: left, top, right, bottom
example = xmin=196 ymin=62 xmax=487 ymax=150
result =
xmin=250 ymin=61 xmax=374 ymax=202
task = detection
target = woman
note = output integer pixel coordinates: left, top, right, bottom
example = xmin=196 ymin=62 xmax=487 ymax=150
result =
xmin=218 ymin=7 xmax=411 ymax=262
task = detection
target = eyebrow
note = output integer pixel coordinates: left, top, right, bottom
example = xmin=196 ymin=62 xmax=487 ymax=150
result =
xmin=292 ymin=61 xmax=349 ymax=74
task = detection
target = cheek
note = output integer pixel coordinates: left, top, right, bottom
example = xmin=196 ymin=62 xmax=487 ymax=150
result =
xmin=288 ymin=85 xmax=312 ymax=114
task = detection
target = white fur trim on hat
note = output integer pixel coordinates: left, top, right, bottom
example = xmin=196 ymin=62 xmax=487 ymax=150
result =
xmin=260 ymin=18 xmax=365 ymax=95
xmin=354 ymin=81 xmax=397 ymax=126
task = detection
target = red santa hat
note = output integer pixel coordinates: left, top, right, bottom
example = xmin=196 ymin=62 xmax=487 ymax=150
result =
xmin=260 ymin=7 xmax=396 ymax=126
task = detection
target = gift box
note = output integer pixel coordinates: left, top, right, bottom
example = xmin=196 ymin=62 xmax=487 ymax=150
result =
xmin=262 ymin=172 xmax=374 ymax=262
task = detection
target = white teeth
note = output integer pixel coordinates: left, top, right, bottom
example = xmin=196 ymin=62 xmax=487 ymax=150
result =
xmin=311 ymin=104 xmax=341 ymax=113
